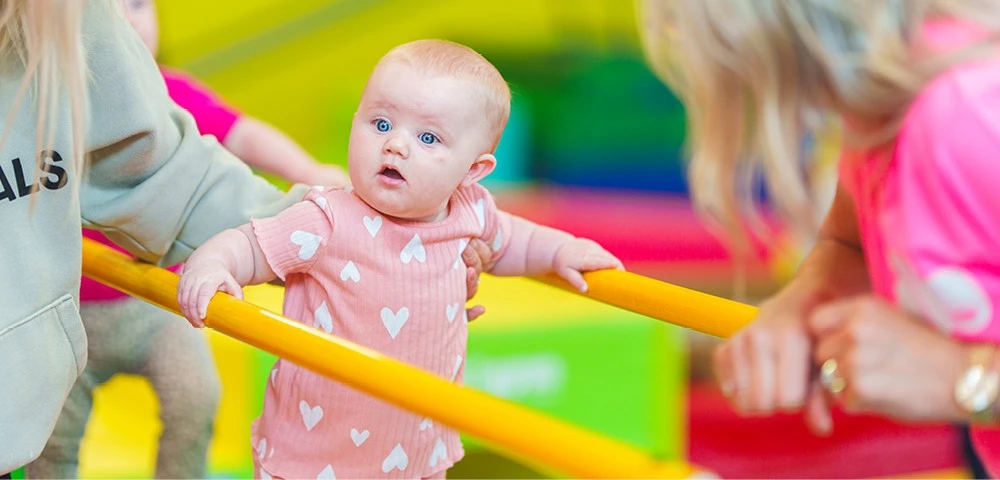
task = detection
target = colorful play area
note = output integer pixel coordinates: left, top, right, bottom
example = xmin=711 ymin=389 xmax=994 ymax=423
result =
xmin=61 ymin=0 xmax=974 ymax=478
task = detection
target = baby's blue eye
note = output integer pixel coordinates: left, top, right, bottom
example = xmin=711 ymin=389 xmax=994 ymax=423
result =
xmin=419 ymin=132 xmax=438 ymax=145
xmin=374 ymin=119 xmax=391 ymax=132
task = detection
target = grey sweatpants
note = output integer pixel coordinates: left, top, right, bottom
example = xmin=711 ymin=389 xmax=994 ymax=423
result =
xmin=26 ymin=297 xmax=221 ymax=479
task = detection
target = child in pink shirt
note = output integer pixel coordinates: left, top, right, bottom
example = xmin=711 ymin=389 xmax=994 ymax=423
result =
xmin=178 ymin=39 xmax=623 ymax=479
xmin=640 ymin=0 xmax=1000 ymax=475
xmin=29 ymin=1 xmax=349 ymax=478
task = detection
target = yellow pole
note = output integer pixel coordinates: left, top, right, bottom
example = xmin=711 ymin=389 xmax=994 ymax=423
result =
xmin=538 ymin=270 xmax=756 ymax=338
xmin=81 ymin=238 xmax=699 ymax=479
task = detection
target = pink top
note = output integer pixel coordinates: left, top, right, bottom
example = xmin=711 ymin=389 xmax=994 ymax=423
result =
xmin=160 ymin=67 xmax=242 ymax=141
xmin=80 ymin=67 xmax=242 ymax=301
xmin=839 ymin=21 xmax=1000 ymax=474
xmin=249 ymin=185 xmax=511 ymax=479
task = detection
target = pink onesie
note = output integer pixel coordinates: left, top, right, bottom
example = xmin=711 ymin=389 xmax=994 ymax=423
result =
xmin=249 ymin=184 xmax=511 ymax=479
xmin=839 ymin=21 xmax=1000 ymax=474
xmin=80 ymin=67 xmax=241 ymax=301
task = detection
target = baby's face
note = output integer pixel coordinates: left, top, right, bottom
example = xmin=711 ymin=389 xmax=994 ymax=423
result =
xmin=120 ymin=0 xmax=159 ymax=57
xmin=348 ymin=60 xmax=495 ymax=222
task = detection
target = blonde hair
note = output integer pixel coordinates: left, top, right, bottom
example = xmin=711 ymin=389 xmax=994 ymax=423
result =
xmin=381 ymin=39 xmax=511 ymax=151
xmin=639 ymin=0 xmax=1000 ymax=251
xmin=0 ymin=0 xmax=88 ymax=187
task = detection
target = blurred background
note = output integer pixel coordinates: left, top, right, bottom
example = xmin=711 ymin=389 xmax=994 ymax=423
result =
xmin=75 ymin=0 xmax=971 ymax=478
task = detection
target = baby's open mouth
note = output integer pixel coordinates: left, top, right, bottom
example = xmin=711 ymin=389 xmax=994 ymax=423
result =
xmin=379 ymin=166 xmax=405 ymax=181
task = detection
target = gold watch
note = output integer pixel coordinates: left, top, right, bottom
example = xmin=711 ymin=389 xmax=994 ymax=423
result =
xmin=955 ymin=344 xmax=1000 ymax=424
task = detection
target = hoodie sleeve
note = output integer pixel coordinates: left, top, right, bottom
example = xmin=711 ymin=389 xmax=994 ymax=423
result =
xmin=78 ymin=0 xmax=308 ymax=267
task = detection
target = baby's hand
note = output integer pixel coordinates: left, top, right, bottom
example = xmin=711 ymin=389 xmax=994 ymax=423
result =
xmin=462 ymin=238 xmax=493 ymax=322
xmin=552 ymin=238 xmax=624 ymax=292
xmin=177 ymin=261 xmax=244 ymax=328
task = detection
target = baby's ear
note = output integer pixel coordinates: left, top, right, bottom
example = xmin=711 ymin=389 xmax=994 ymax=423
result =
xmin=461 ymin=153 xmax=496 ymax=187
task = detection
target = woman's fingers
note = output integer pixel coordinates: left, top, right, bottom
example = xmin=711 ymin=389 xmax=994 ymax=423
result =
xmin=776 ymin=323 xmax=812 ymax=410
xmin=714 ymin=341 xmax=736 ymax=398
xmin=746 ymin=330 xmax=777 ymax=414
xmin=804 ymin=379 xmax=834 ymax=436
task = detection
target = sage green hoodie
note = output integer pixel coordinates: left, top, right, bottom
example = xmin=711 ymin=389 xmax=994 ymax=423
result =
xmin=0 ymin=0 xmax=307 ymax=471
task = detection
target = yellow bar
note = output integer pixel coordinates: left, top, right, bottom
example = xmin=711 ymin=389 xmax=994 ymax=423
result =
xmin=538 ymin=270 xmax=757 ymax=338
xmin=81 ymin=238 xmax=699 ymax=479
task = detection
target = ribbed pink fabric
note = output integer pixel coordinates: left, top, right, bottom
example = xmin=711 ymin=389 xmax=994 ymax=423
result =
xmin=249 ymin=184 xmax=510 ymax=479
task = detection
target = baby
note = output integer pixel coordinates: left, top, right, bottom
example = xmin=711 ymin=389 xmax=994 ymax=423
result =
xmin=178 ymin=39 xmax=623 ymax=479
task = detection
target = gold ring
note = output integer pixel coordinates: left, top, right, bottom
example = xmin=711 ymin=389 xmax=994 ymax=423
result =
xmin=820 ymin=358 xmax=846 ymax=395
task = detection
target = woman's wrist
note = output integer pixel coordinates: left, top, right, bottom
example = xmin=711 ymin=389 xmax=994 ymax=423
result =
xmin=952 ymin=343 xmax=1000 ymax=424
xmin=798 ymin=237 xmax=870 ymax=297
xmin=769 ymin=238 xmax=869 ymax=324
xmin=772 ymin=259 xmax=845 ymax=318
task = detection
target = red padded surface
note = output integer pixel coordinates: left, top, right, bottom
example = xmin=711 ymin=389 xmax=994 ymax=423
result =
xmin=687 ymin=384 xmax=965 ymax=478
xmin=495 ymin=187 xmax=775 ymax=264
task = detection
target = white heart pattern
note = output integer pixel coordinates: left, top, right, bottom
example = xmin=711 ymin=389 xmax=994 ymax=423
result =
xmin=446 ymin=303 xmax=460 ymax=324
xmin=400 ymin=234 xmax=426 ymax=264
xmin=419 ymin=418 xmax=433 ymax=431
xmin=270 ymin=367 xmax=277 ymax=387
xmin=428 ymin=437 xmax=448 ymax=468
xmin=290 ymin=230 xmax=323 ymax=260
xmin=451 ymin=355 xmax=463 ymax=381
xmin=299 ymin=400 xmax=324 ymax=431
xmin=261 ymin=469 xmax=272 ymax=480
xmin=473 ymin=198 xmax=486 ymax=229
xmin=381 ymin=307 xmax=410 ymax=339
xmin=492 ymin=230 xmax=503 ymax=252
xmin=453 ymin=238 xmax=469 ymax=270
xmin=350 ymin=428 xmax=370 ymax=447
xmin=381 ymin=443 xmax=409 ymax=473
xmin=340 ymin=261 xmax=361 ymax=283
xmin=257 ymin=438 xmax=267 ymax=460
xmin=928 ymin=266 xmax=993 ymax=335
xmin=315 ymin=196 xmax=329 ymax=210
xmin=317 ymin=464 xmax=336 ymax=480
xmin=315 ymin=302 xmax=333 ymax=334
xmin=363 ymin=215 xmax=383 ymax=238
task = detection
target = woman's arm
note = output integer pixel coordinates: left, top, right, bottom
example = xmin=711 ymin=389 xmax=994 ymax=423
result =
xmin=80 ymin=0 xmax=308 ymax=266
xmin=224 ymin=117 xmax=349 ymax=187
xmin=714 ymin=180 xmax=869 ymax=433
xmin=786 ymin=182 xmax=871 ymax=303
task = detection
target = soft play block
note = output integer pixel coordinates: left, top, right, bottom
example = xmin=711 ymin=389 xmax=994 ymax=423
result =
xmin=495 ymin=188 xmax=773 ymax=265
xmin=455 ymin=275 xmax=688 ymax=476
xmin=494 ymin=187 xmax=782 ymax=293
xmin=687 ymin=384 xmax=966 ymax=478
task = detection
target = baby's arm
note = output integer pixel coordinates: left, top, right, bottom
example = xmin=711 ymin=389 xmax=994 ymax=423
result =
xmin=490 ymin=213 xmax=623 ymax=292
xmin=177 ymin=224 xmax=277 ymax=327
